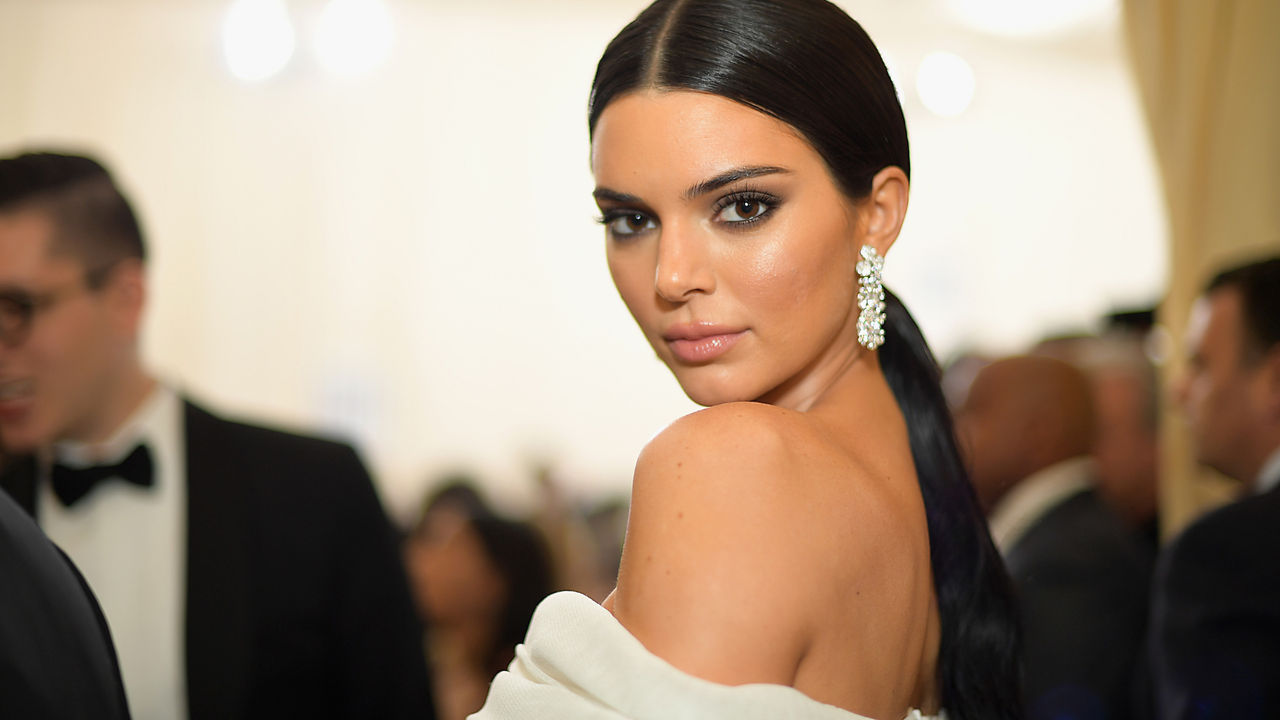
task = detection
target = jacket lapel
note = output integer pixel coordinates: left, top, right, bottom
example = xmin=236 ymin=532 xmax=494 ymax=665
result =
xmin=183 ymin=400 xmax=253 ymax=720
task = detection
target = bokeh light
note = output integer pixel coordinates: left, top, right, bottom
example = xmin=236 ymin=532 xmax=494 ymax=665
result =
xmin=916 ymin=51 xmax=976 ymax=117
xmin=222 ymin=0 xmax=295 ymax=82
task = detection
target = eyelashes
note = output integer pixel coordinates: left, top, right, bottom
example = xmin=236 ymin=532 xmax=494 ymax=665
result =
xmin=596 ymin=209 xmax=657 ymax=237
xmin=595 ymin=185 xmax=784 ymax=239
xmin=710 ymin=187 xmax=781 ymax=227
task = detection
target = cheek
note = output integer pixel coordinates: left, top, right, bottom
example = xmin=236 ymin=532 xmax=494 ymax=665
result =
xmin=607 ymin=248 xmax=658 ymax=329
xmin=731 ymin=221 xmax=854 ymax=330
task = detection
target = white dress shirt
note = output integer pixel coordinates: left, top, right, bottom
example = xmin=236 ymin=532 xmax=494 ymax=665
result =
xmin=40 ymin=385 xmax=188 ymax=720
xmin=987 ymin=456 xmax=1094 ymax=555
xmin=1255 ymin=445 xmax=1280 ymax=496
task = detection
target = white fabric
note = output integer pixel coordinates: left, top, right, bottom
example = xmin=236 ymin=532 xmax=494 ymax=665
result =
xmin=471 ymin=591 xmax=942 ymax=720
xmin=986 ymin=456 xmax=1093 ymax=554
xmin=1255 ymin=445 xmax=1280 ymax=495
xmin=40 ymin=384 xmax=188 ymax=720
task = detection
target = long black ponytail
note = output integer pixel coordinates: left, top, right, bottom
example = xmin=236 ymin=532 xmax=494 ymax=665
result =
xmin=588 ymin=1 xmax=1022 ymax=716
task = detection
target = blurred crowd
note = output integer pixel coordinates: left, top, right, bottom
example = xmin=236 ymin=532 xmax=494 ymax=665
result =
xmin=946 ymin=263 xmax=1280 ymax=718
xmin=1 ymin=150 xmax=1278 ymax=720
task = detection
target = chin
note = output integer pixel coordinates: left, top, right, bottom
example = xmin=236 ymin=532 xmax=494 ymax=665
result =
xmin=0 ymin=423 xmax=44 ymax=454
xmin=671 ymin=367 xmax=763 ymax=407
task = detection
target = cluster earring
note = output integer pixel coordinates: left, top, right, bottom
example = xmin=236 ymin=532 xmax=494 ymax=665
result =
xmin=856 ymin=245 xmax=886 ymax=350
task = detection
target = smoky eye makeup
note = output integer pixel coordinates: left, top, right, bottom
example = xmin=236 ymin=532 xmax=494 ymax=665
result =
xmin=710 ymin=185 xmax=784 ymax=228
xmin=596 ymin=207 xmax=658 ymax=238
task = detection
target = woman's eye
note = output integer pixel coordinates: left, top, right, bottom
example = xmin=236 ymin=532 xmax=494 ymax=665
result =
xmin=607 ymin=212 xmax=656 ymax=236
xmin=716 ymin=198 xmax=769 ymax=223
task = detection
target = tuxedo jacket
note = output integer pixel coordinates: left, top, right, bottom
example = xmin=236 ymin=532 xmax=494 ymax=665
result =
xmin=1005 ymin=488 xmax=1154 ymax=720
xmin=1 ymin=400 xmax=434 ymax=720
xmin=1148 ymin=485 xmax=1280 ymax=720
xmin=0 ymin=481 xmax=131 ymax=720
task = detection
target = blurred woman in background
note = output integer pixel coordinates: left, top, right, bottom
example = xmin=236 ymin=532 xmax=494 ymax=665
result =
xmin=405 ymin=482 xmax=552 ymax=720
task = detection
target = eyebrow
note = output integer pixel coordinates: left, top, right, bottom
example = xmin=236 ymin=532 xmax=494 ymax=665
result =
xmin=592 ymin=188 xmax=644 ymax=205
xmin=592 ymin=165 xmax=792 ymax=206
xmin=682 ymin=165 xmax=790 ymax=200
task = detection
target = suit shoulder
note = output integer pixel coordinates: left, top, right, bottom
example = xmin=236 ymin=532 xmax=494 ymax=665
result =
xmin=184 ymin=399 xmax=360 ymax=462
xmin=1163 ymin=491 xmax=1280 ymax=580
xmin=1013 ymin=490 xmax=1152 ymax=576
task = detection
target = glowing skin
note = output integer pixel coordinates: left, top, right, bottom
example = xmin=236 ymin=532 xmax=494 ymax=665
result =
xmin=591 ymin=90 xmax=940 ymax=718
xmin=595 ymin=91 xmax=873 ymax=411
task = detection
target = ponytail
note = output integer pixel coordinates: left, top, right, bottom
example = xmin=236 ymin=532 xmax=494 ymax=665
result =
xmin=880 ymin=289 xmax=1023 ymax=717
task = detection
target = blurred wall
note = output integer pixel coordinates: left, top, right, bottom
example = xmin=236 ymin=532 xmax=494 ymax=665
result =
xmin=0 ymin=0 xmax=1167 ymax=518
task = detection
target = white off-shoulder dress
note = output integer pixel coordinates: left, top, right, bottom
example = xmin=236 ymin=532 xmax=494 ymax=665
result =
xmin=470 ymin=591 xmax=944 ymax=720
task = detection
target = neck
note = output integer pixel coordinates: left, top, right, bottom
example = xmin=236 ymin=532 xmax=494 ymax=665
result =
xmin=431 ymin=615 xmax=501 ymax=671
xmin=759 ymin=335 xmax=876 ymax=413
xmin=68 ymin=361 xmax=157 ymax=446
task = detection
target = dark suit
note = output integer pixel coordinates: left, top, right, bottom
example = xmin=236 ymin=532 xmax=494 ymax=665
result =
xmin=1006 ymin=488 xmax=1154 ymax=720
xmin=0 ymin=482 xmax=131 ymax=719
xmin=1148 ymin=484 xmax=1280 ymax=720
xmin=1 ymin=400 xmax=433 ymax=720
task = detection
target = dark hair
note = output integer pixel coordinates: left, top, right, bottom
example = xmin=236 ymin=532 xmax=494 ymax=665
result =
xmin=419 ymin=476 xmax=495 ymax=523
xmin=470 ymin=516 xmax=555 ymax=674
xmin=588 ymin=1 xmax=1022 ymax=716
xmin=1208 ymin=256 xmax=1280 ymax=363
xmin=0 ymin=152 xmax=145 ymax=287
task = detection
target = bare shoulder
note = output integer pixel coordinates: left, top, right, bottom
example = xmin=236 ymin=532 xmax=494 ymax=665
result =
xmin=612 ymin=402 xmax=887 ymax=686
xmin=636 ymin=401 xmax=812 ymax=495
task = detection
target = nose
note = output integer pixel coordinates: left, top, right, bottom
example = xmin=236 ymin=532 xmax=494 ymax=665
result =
xmin=653 ymin=225 xmax=715 ymax=303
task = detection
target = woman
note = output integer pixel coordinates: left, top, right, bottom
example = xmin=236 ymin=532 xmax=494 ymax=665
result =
xmin=475 ymin=1 xmax=1020 ymax=718
xmin=406 ymin=484 xmax=553 ymax=720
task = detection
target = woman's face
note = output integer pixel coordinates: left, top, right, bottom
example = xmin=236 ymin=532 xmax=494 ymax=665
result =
xmin=405 ymin=508 xmax=507 ymax=626
xmin=592 ymin=90 xmax=875 ymax=409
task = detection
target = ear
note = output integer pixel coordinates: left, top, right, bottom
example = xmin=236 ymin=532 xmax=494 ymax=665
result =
xmin=859 ymin=166 xmax=910 ymax=257
xmin=103 ymin=259 xmax=147 ymax=337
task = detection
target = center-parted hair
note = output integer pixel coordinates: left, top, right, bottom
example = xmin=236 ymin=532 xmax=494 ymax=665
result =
xmin=0 ymin=152 xmax=145 ymax=287
xmin=588 ymin=1 xmax=1022 ymax=716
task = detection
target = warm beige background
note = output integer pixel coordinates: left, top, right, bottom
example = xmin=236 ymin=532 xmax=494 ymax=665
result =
xmin=1124 ymin=0 xmax=1280 ymax=536
xmin=0 ymin=0 xmax=1167 ymax=520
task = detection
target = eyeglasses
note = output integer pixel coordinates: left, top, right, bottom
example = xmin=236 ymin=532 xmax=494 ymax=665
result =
xmin=0 ymin=285 xmax=87 ymax=348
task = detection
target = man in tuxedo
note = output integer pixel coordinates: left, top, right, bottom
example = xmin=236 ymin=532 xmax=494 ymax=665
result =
xmin=0 ymin=152 xmax=433 ymax=720
xmin=1151 ymin=256 xmax=1280 ymax=718
xmin=0 ymin=484 xmax=131 ymax=719
xmin=957 ymin=355 xmax=1152 ymax=720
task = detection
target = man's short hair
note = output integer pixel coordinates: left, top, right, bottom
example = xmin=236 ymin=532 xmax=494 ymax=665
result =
xmin=1208 ymin=256 xmax=1280 ymax=362
xmin=0 ymin=152 xmax=145 ymax=287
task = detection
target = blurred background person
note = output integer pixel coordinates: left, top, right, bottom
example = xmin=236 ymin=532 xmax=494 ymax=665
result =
xmin=1087 ymin=337 xmax=1162 ymax=547
xmin=405 ymin=478 xmax=554 ymax=720
xmin=1032 ymin=327 xmax=1163 ymax=548
xmin=1149 ymin=257 xmax=1280 ymax=718
xmin=0 ymin=152 xmax=432 ymax=720
xmin=956 ymin=355 xmax=1151 ymax=719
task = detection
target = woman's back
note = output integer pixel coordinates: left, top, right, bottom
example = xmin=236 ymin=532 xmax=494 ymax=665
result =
xmin=610 ymin=390 xmax=940 ymax=716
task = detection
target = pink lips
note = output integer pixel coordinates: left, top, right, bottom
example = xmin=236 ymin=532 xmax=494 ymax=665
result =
xmin=663 ymin=324 xmax=747 ymax=363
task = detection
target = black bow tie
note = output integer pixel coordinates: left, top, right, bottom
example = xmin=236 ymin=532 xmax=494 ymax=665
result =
xmin=51 ymin=444 xmax=154 ymax=507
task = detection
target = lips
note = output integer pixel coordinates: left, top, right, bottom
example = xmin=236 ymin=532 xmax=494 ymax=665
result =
xmin=0 ymin=379 xmax=34 ymax=421
xmin=663 ymin=324 xmax=747 ymax=363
